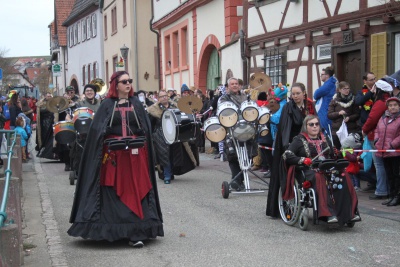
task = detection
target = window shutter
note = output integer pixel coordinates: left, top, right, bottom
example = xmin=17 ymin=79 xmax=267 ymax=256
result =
xmin=370 ymin=32 xmax=387 ymax=79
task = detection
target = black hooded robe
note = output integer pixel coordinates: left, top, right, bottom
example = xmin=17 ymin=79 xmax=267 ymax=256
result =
xmin=68 ymin=97 xmax=163 ymax=242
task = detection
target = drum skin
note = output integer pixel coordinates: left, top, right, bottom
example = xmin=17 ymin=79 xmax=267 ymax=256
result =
xmin=258 ymin=107 xmax=271 ymax=125
xmin=217 ymin=102 xmax=238 ymax=128
xmin=240 ymin=101 xmax=259 ymax=122
xmin=161 ymin=109 xmax=196 ymax=144
xmin=53 ymin=121 xmax=76 ymax=144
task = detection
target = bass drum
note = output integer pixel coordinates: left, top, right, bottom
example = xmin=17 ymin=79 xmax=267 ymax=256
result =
xmin=162 ymin=109 xmax=196 ymax=144
xmin=232 ymin=120 xmax=256 ymax=142
xmin=53 ymin=121 xmax=76 ymax=144
xmin=204 ymin=117 xmax=226 ymax=143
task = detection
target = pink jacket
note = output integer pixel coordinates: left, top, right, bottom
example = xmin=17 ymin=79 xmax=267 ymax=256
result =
xmin=374 ymin=111 xmax=400 ymax=158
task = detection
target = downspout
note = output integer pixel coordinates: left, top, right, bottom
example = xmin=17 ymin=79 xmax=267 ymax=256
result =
xmin=150 ymin=0 xmax=161 ymax=91
xmin=133 ymin=0 xmax=139 ymax=92
xmin=240 ymin=29 xmax=248 ymax=85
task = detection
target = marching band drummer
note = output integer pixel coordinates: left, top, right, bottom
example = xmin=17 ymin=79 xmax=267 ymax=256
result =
xmin=219 ymin=77 xmax=258 ymax=191
xmin=147 ymin=89 xmax=197 ymax=184
xmin=68 ymin=83 xmax=102 ymax=178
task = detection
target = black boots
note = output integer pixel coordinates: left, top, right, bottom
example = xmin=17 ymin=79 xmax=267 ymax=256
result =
xmin=387 ymin=195 xmax=400 ymax=206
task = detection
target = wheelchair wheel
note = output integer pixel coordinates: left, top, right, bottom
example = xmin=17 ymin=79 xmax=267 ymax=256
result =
xmin=278 ymin=180 xmax=301 ymax=226
xmin=221 ymin=181 xmax=230 ymax=199
xmin=299 ymin=210 xmax=309 ymax=231
xmin=69 ymin=171 xmax=75 ymax=185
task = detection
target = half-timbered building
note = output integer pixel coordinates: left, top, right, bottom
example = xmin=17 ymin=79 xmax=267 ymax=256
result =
xmin=244 ymin=0 xmax=400 ymax=96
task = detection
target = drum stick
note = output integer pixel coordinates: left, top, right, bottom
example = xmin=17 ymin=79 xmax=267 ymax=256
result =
xmin=312 ymin=146 xmax=330 ymax=161
xmin=201 ymin=106 xmax=213 ymax=116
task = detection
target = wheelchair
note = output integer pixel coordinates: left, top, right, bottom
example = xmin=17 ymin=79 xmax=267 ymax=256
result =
xmin=278 ymin=159 xmax=358 ymax=231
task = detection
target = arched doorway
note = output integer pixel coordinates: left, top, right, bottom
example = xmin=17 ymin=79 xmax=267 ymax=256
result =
xmin=70 ymin=79 xmax=79 ymax=94
xmin=197 ymin=34 xmax=221 ymax=92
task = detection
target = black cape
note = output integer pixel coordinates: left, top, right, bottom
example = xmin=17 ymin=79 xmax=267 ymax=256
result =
xmin=266 ymin=100 xmax=313 ymax=217
xmin=68 ymin=97 xmax=163 ymax=241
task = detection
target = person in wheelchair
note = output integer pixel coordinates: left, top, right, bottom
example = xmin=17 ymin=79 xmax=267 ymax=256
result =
xmin=282 ymin=115 xmax=360 ymax=225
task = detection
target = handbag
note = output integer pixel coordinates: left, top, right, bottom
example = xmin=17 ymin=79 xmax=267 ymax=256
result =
xmin=360 ymin=138 xmax=373 ymax=172
xmin=336 ymin=120 xmax=348 ymax=146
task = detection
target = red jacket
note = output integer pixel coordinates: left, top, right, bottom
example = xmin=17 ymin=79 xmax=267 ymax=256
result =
xmin=374 ymin=111 xmax=400 ymax=158
xmin=362 ymin=95 xmax=389 ymax=141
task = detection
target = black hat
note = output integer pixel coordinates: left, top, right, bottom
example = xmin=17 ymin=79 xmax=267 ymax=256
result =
xmin=66 ymin=86 xmax=75 ymax=92
xmin=84 ymin=84 xmax=97 ymax=93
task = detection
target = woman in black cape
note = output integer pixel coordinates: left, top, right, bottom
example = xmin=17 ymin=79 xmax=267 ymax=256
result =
xmin=68 ymin=71 xmax=163 ymax=247
xmin=266 ymin=83 xmax=316 ymax=218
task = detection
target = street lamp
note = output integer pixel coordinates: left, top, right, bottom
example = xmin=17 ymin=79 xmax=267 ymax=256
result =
xmin=120 ymin=44 xmax=129 ymax=70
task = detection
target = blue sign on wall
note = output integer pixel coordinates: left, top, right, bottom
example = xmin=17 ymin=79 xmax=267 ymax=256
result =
xmin=0 ymin=68 xmax=3 ymax=80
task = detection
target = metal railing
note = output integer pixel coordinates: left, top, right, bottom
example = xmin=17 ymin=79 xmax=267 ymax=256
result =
xmin=0 ymin=130 xmax=17 ymax=227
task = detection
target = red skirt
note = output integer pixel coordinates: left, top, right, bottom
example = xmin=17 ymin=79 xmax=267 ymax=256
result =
xmin=100 ymin=143 xmax=153 ymax=219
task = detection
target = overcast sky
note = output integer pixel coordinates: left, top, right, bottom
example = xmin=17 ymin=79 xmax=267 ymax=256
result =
xmin=0 ymin=0 xmax=54 ymax=57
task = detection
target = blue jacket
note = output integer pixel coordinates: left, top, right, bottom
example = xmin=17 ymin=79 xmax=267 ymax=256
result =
xmin=314 ymin=76 xmax=337 ymax=131
xmin=14 ymin=126 xmax=28 ymax=147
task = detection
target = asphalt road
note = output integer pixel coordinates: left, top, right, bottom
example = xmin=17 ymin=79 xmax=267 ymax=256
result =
xmin=22 ymin=147 xmax=400 ymax=267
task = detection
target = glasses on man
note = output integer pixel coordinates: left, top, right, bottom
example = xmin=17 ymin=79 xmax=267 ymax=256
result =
xmin=307 ymin=122 xmax=320 ymax=127
xmin=118 ymin=79 xmax=133 ymax=84
xmin=67 ymin=91 xmax=75 ymax=94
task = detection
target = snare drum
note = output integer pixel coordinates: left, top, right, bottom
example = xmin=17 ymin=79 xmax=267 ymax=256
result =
xmin=232 ymin=120 xmax=256 ymax=142
xmin=53 ymin=121 xmax=76 ymax=144
xmin=204 ymin=117 xmax=226 ymax=143
xmin=259 ymin=125 xmax=269 ymax=137
xmin=217 ymin=101 xmax=238 ymax=127
xmin=73 ymin=107 xmax=94 ymax=135
xmin=240 ymin=101 xmax=259 ymax=122
xmin=162 ymin=109 xmax=196 ymax=144
xmin=258 ymin=107 xmax=271 ymax=125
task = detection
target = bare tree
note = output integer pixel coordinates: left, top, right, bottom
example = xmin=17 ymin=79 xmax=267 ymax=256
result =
xmin=34 ymin=67 xmax=51 ymax=96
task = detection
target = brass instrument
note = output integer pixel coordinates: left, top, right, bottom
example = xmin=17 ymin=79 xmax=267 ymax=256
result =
xmin=90 ymin=78 xmax=107 ymax=96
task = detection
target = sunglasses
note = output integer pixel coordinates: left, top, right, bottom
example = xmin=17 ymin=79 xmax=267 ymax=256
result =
xmin=118 ymin=79 xmax=133 ymax=85
xmin=307 ymin=122 xmax=320 ymax=127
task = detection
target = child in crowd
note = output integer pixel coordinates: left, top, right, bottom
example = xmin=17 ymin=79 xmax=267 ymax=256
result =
xmin=342 ymin=133 xmax=363 ymax=191
xmin=14 ymin=117 xmax=28 ymax=163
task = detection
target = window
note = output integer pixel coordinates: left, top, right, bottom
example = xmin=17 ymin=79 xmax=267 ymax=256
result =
xmin=182 ymin=27 xmax=188 ymax=66
xmin=317 ymin=44 xmax=331 ymax=60
xmin=93 ymin=62 xmax=99 ymax=79
xmin=395 ymin=33 xmax=400 ymax=71
xmin=69 ymin=27 xmax=73 ymax=47
xmin=264 ymin=48 xmax=286 ymax=86
xmin=104 ymin=15 xmax=108 ymax=39
xmin=74 ymin=24 xmax=78 ymax=45
xmin=86 ymin=17 xmax=91 ymax=40
xmin=113 ymin=56 xmax=118 ymax=73
xmin=82 ymin=65 xmax=86 ymax=85
xmin=165 ymin=36 xmax=171 ymax=70
xmin=88 ymin=64 xmax=91 ymax=82
xmin=172 ymin=31 xmax=179 ymax=68
xmin=123 ymin=0 xmax=127 ymax=26
xmin=82 ymin=19 xmax=87 ymax=41
xmin=77 ymin=21 xmax=81 ymax=43
xmin=92 ymin=14 xmax=97 ymax=37
xmin=105 ymin=60 xmax=109 ymax=85
xmin=111 ymin=7 xmax=117 ymax=34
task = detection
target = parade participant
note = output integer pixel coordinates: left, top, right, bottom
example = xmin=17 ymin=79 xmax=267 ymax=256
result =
xmin=76 ymin=84 xmax=101 ymax=112
xmin=194 ymin=89 xmax=209 ymax=153
xmin=68 ymin=71 xmax=164 ymax=247
xmin=355 ymin=72 xmax=376 ymax=126
xmin=68 ymin=83 xmax=102 ymax=175
xmin=266 ymin=82 xmax=315 ymax=218
xmin=328 ymin=81 xmax=360 ymax=149
xmin=147 ymin=90 xmax=196 ymax=184
xmin=35 ymin=92 xmax=57 ymax=159
xmin=362 ymin=80 xmax=392 ymax=200
xmin=219 ymin=77 xmax=251 ymax=190
xmin=9 ymin=93 xmax=22 ymax=130
xmin=374 ymin=97 xmax=400 ymax=206
xmin=314 ymin=66 xmax=337 ymax=132
xmin=65 ymin=85 xmax=80 ymax=102
xmin=136 ymin=90 xmax=154 ymax=110
xmin=167 ymin=88 xmax=177 ymax=101
xmin=283 ymin=115 xmax=360 ymax=224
